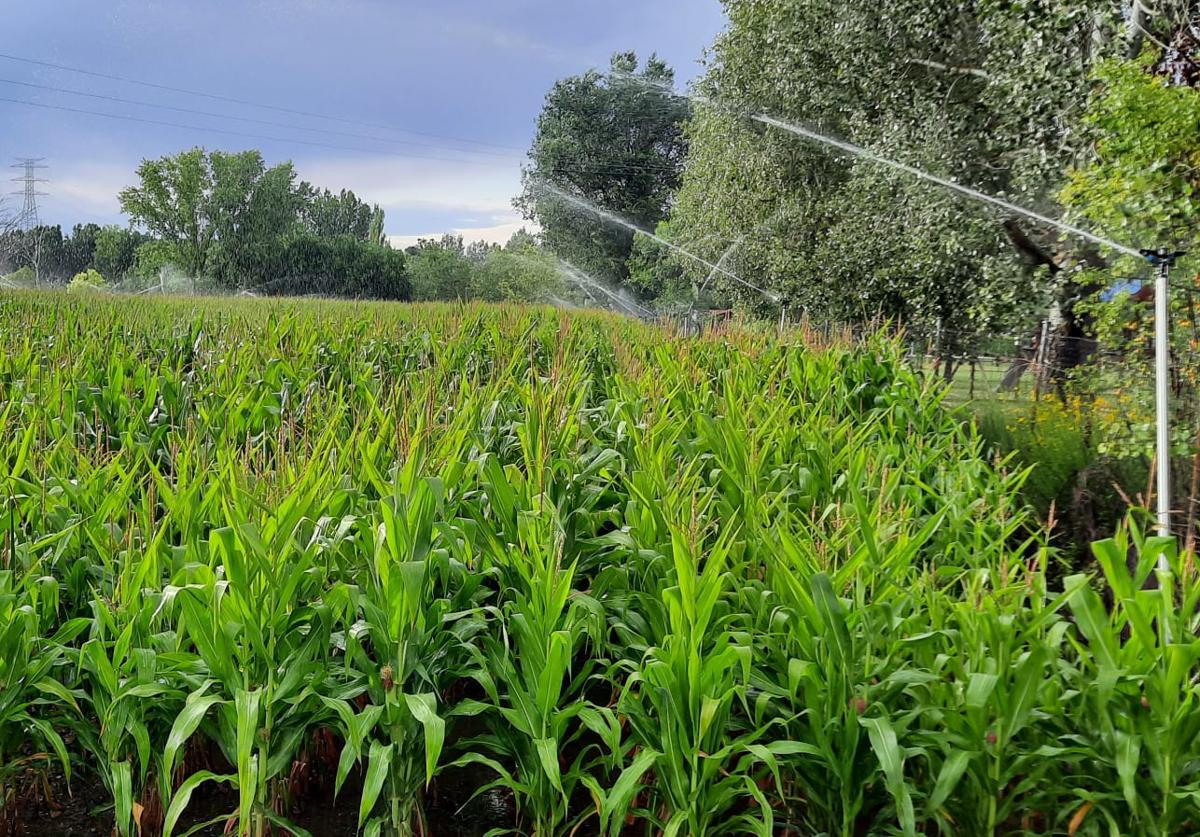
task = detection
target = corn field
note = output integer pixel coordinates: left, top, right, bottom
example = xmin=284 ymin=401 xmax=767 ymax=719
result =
xmin=1 ymin=291 xmax=1198 ymax=837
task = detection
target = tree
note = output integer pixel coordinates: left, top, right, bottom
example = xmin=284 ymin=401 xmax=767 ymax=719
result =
xmin=0 ymin=225 xmax=83 ymax=285
xmin=516 ymin=52 xmax=690 ymax=286
xmin=300 ymin=186 xmax=382 ymax=242
xmin=464 ymin=239 xmax=498 ymax=264
xmin=207 ymin=152 xmax=303 ymax=288
xmin=1062 ymin=53 xmax=1200 ymax=462
xmin=471 ymin=240 xmax=565 ymax=303
xmin=406 ymin=235 xmax=474 ymax=301
xmin=0 ymin=199 xmax=24 ymax=278
xmin=268 ymin=234 xmax=408 ymax=300
xmin=665 ymin=0 xmax=1128 ymax=338
xmin=0 ymin=198 xmax=17 ymax=238
xmin=94 ymin=226 xmax=153 ymax=283
xmin=119 ymin=148 xmax=214 ymax=283
xmin=62 ymin=224 xmax=101 ymax=278
xmin=1 ymin=266 xmax=34 ymax=287
xmin=133 ymin=240 xmax=180 ymax=285
xmin=503 ymin=228 xmax=540 ymax=252
xmin=368 ymin=207 xmax=387 ymax=247
xmin=627 ymin=221 xmax=691 ymax=305
xmin=119 ymin=148 xmax=302 ymax=289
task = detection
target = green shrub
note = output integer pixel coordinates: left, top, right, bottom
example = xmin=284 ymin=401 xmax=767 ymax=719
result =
xmin=68 ymin=269 xmax=107 ymax=291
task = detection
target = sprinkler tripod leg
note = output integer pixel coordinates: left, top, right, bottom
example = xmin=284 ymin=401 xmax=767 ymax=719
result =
xmin=1141 ymin=247 xmax=1188 ymax=554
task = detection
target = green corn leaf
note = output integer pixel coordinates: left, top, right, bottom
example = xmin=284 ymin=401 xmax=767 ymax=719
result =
xmin=929 ymin=750 xmax=972 ymax=811
xmin=262 ymin=808 xmax=314 ymax=837
xmin=1115 ymin=730 xmax=1141 ymax=810
xmin=810 ymin=573 xmax=852 ymax=665
xmin=535 ymin=737 xmax=564 ymax=794
xmin=360 ymin=740 xmax=394 ymax=827
xmin=163 ymin=771 xmax=233 ymax=837
xmin=1066 ymin=574 xmax=1119 ymax=673
xmin=112 ymin=760 xmax=134 ymax=837
xmin=403 ymin=692 xmax=446 ymax=786
xmin=861 ymin=715 xmax=916 ymax=837
xmin=741 ymin=773 xmax=774 ymax=837
xmin=663 ymin=810 xmax=690 ymax=837
xmin=965 ymin=673 xmax=999 ymax=709
xmin=600 ymin=747 xmax=659 ymax=836
xmin=233 ymin=688 xmax=261 ymax=832
xmin=1005 ymin=646 xmax=1047 ymax=739
xmin=1091 ymin=538 xmax=1133 ymax=602
xmin=27 ymin=717 xmax=72 ymax=782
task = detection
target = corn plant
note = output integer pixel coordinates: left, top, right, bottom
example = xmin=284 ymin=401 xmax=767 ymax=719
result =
xmin=608 ymin=525 xmax=786 ymax=836
xmin=75 ymin=618 xmax=188 ymax=836
xmin=454 ymin=454 xmax=611 ymax=836
xmin=1060 ymin=521 xmax=1200 ymax=835
xmin=162 ymin=473 xmax=353 ymax=837
xmin=4 ymin=292 xmax=1199 ymax=837
xmin=323 ymin=475 xmax=491 ymax=836
xmin=0 ymin=573 xmax=87 ymax=825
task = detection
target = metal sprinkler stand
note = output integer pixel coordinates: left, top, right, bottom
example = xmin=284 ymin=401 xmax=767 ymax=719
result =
xmin=1140 ymin=247 xmax=1187 ymax=547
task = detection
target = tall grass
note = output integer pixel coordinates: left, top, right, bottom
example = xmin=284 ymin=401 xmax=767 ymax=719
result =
xmin=0 ymin=291 xmax=1196 ymax=836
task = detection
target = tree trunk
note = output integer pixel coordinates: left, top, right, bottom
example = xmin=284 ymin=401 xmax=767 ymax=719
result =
xmin=1126 ymin=0 xmax=1149 ymax=59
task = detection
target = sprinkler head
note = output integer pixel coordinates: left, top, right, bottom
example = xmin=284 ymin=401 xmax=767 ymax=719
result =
xmin=1140 ymin=248 xmax=1188 ymax=266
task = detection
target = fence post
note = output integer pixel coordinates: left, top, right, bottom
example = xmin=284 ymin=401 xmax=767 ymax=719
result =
xmin=1033 ymin=320 xmax=1049 ymax=401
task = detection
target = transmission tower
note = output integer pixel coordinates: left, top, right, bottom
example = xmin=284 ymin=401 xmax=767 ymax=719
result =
xmin=10 ymin=158 xmax=48 ymax=228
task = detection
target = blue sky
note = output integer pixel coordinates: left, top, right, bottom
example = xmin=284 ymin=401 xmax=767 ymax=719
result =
xmin=2 ymin=1 xmax=726 ymax=246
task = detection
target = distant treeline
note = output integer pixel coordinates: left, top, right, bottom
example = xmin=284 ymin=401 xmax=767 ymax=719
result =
xmin=0 ymin=147 xmax=563 ymax=304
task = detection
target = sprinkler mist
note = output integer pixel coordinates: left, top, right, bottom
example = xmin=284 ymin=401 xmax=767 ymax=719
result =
xmin=556 ymin=258 xmax=655 ymax=319
xmin=535 ymin=180 xmax=780 ymax=304
xmin=743 ymin=109 xmax=1142 ymax=259
xmin=618 ymin=71 xmax=1140 ymax=259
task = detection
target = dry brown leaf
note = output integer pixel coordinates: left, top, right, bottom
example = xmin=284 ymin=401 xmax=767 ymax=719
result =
xmin=1068 ymin=800 xmax=1093 ymax=836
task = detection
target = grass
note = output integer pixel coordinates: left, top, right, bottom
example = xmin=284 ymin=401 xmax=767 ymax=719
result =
xmin=928 ymin=356 xmax=1155 ymax=570
xmin=0 ymin=290 xmax=1198 ymax=836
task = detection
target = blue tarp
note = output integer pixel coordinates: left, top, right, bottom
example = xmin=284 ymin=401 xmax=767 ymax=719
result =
xmin=1100 ymin=279 xmax=1143 ymax=301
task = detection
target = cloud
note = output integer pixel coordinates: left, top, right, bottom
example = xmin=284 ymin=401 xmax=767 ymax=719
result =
xmin=294 ymin=154 xmax=539 ymax=245
xmin=294 ymin=154 xmax=523 ymax=218
xmin=426 ymin=11 xmax=589 ymax=67
xmin=39 ymin=152 xmax=532 ymax=238
xmin=47 ymin=161 xmax=135 ymax=223
xmin=389 ymin=216 xmax=539 ymax=250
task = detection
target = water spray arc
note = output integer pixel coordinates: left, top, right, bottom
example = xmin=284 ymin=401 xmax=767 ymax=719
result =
xmin=743 ymin=111 xmax=1142 ymax=259
xmin=536 ymin=180 xmax=780 ymax=303
xmin=733 ymin=101 xmax=1180 ymax=538
xmin=557 ymin=258 xmax=655 ymax=319
xmin=621 ymin=73 xmax=1142 ymax=259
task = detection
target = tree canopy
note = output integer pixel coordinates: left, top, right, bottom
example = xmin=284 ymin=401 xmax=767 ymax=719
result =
xmin=517 ymin=51 xmax=690 ymax=288
xmin=654 ymin=0 xmax=1133 ymax=337
xmin=300 ymin=186 xmax=384 ymax=243
xmin=114 ymin=147 xmax=410 ymax=298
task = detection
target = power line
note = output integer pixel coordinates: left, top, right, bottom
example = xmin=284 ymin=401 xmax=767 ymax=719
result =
xmin=0 ymin=58 xmax=688 ymax=179
xmin=0 ymin=51 xmax=527 ymax=155
xmin=0 ymin=94 xmax=528 ymax=169
xmin=0 ymin=77 xmax=523 ymax=162
xmin=0 ymin=93 xmax=687 ymax=186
